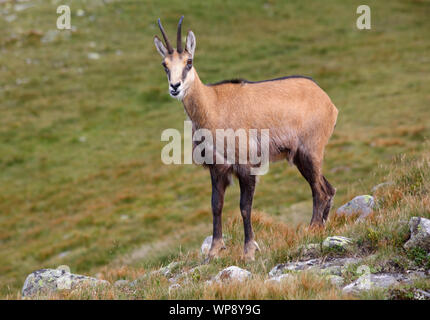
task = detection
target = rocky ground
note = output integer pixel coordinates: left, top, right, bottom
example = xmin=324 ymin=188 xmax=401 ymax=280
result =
xmin=21 ymin=195 xmax=430 ymax=299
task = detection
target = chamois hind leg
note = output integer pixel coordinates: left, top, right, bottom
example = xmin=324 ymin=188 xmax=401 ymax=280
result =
xmin=207 ymin=166 xmax=231 ymax=260
xmin=322 ymin=176 xmax=336 ymax=222
xmin=237 ymin=171 xmax=260 ymax=261
xmin=293 ymin=149 xmax=331 ymax=227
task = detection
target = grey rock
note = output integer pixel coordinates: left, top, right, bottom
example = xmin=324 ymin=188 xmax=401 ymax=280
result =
xmin=22 ymin=268 xmax=109 ymax=297
xmin=403 ymin=271 xmax=428 ymax=284
xmin=269 ymin=257 xmax=360 ymax=277
xmin=415 ymin=289 xmax=430 ymax=300
xmin=327 ymin=275 xmax=344 ymax=287
xmin=158 ymin=262 xmax=179 ymax=277
xmin=265 ymin=274 xmax=293 ymax=284
xmin=214 ymin=266 xmax=251 ymax=283
xmin=342 ymin=271 xmax=428 ymax=294
xmin=343 ymin=273 xmax=401 ymax=294
xmin=322 ymin=236 xmax=353 ymax=250
xmin=269 ymin=259 xmax=320 ymax=277
xmin=336 ymin=195 xmax=375 ymax=219
xmin=404 ymin=217 xmax=430 ymax=252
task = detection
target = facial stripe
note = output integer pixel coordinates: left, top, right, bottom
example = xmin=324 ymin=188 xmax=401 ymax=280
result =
xmin=182 ymin=65 xmax=191 ymax=81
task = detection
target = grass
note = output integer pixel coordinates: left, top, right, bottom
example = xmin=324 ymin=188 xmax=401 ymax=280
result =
xmin=0 ymin=0 xmax=429 ymax=298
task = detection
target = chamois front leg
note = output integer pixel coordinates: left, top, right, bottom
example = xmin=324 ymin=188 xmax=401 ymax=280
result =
xmin=207 ymin=167 xmax=230 ymax=260
xmin=238 ymin=173 xmax=260 ymax=261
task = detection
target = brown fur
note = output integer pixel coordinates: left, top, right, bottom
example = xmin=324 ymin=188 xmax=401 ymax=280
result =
xmin=184 ymin=70 xmax=338 ymax=164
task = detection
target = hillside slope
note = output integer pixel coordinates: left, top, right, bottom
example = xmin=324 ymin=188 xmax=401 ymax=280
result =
xmin=0 ymin=0 xmax=429 ymax=298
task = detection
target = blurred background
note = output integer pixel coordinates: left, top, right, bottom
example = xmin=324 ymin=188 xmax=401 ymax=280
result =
xmin=0 ymin=0 xmax=429 ymax=297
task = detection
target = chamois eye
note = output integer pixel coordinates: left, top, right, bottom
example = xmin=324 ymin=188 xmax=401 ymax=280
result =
xmin=186 ymin=59 xmax=193 ymax=69
xmin=161 ymin=62 xmax=169 ymax=73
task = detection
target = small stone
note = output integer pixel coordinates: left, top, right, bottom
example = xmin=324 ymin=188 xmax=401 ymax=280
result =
xmin=201 ymin=236 xmax=213 ymax=256
xmin=14 ymin=3 xmax=34 ymax=12
xmin=158 ymin=262 xmax=179 ymax=277
xmin=322 ymin=236 xmax=353 ymax=250
xmin=95 ymin=272 xmax=104 ymax=280
xmin=214 ymin=266 xmax=251 ymax=283
xmin=114 ymin=280 xmax=129 ymax=287
xmin=57 ymin=251 xmax=70 ymax=258
xmin=87 ymin=52 xmax=100 ymax=60
xmin=415 ymin=289 xmax=430 ymax=299
xmin=41 ymin=30 xmax=59 ymax=44
xmin=404 ymin=217 xmax=430 ymax=252
xmin=5 ymin=15 xmax=16 ymax=22
xmin=336 ymin=195 xmax=375 ymax=219
xmin=56 ymin=265 xmax=70 ymax=273
xmin=16 ymin=78 xmax=29 ymax=85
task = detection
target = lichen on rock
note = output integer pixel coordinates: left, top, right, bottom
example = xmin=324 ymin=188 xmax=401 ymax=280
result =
xmin=336 ymin=195 xmax=375 ymax=219
xmin=22 ymin=268 xmax=109 ymax=297
xmin=404 ymin=217 xmax=430 ymax=252
xmin=214 ymin=266 xmax=251 ymax=283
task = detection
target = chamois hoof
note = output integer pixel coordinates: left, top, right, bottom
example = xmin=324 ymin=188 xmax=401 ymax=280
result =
xmin=309 ymin=220 xmax=325 ymax=229
xmin=206 ymin=241 xmax=226 ymax=261
xmin=243 ymin=240 xmax=260 ymax=261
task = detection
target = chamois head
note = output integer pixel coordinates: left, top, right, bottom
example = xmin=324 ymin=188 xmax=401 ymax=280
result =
xmin=154 ymin=16 xmax=196 ymax=100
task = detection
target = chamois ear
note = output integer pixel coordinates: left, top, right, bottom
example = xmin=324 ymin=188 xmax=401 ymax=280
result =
xmin=185 ymin=30 xmax=196 ymax=58
xmin=154 ymin=36 xmax=167 ymax=57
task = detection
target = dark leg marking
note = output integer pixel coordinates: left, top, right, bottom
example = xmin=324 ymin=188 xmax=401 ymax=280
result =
xmin=238 ymin=173 xmax=256 ymax=245
xmin=293 ymin=149 xmax=332 ymax=226
xmin=208 ymin=166 xmax=231 ymax=258
xmin=237 ymin=170 xmax=260 ymax=260
xmin=322 ymin=175 xmax=336 ymax=222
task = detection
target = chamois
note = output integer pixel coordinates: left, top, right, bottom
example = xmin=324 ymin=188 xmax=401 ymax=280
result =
xmin=154 ymin=16 xmax=338 ymax=261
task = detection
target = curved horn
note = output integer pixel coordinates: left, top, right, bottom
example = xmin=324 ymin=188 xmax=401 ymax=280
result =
xmin=176 ymin=16 xmax=184 ymax=53
xmin=157 ymin=18 xmax=173 ymax=54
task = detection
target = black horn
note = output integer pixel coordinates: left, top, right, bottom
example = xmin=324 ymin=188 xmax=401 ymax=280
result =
xmin=157 ymin=18 xmax=173 ymax=54
xmin=177 ymin=16 xmax=184 ymax=53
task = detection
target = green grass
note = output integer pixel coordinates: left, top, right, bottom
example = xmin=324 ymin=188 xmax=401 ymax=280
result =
xmin=0 ymin=0 xmax=429 ymax=298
